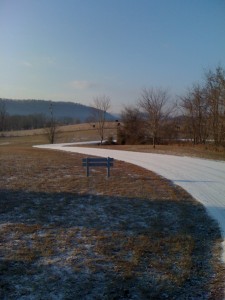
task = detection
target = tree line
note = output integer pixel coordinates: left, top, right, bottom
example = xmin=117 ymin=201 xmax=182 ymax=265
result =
xmin=119 ymin=66 xmax=225 ymax=147
xmin=0 ymin=111 xmax=47 ymax=132
xmin=0 ymin=101 xmax=82 ymax=132
xmin=180 ymin=66 xmax=225 ymax=145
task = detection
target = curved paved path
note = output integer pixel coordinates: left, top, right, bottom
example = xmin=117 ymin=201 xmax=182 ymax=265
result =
xmin=35 ymin=143 xmax=225 ymax=262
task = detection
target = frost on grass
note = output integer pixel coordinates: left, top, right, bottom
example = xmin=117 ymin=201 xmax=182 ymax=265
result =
xmin=0 ymin=146 xmax=224 ymax=299
xmin=0 ymin=192 xmax=224 ymax=299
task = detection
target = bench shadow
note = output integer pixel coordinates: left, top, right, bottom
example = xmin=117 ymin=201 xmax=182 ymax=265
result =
xmin=173 ymin=180 xmax=215 ymax=183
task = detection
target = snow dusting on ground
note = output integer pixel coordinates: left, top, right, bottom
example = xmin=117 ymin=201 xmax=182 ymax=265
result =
xmin=35 ymin=142 xmax=225 ymax=263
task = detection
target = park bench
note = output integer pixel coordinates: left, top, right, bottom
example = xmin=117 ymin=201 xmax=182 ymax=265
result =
xmin=82 ymin=157 xmax=114 ymax=177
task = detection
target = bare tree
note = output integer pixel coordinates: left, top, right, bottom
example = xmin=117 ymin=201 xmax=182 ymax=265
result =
xmin=205 ymin=66 xmax=225 ymax=145
xmin=119 ymin=105 xmax=144 ymax=144
xmin=91 ymin=95 xmax=111 ymax=144
xmin=139 ymin=87 xmax=172 ymax=148
xmin=180 ymin=66 xmax=225 ymax=146
xmin=180 ymin=84 xmax=209 ymax=144
xmin=45 ymin=102 xmax=60 ymax=144
xmin=0 ymin=99 xmax=7 ymax=132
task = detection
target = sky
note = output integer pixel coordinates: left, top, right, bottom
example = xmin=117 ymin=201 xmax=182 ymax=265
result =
xmin=0 ymin=0 xmax=224 ymax=113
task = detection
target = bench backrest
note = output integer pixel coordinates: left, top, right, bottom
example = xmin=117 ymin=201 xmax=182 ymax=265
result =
xmin=82 ymin=157 xmax=114 ymax=177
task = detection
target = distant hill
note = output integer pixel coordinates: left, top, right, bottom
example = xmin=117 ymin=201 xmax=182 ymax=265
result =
xmin=1 ymin=99 xmax=115 ymax=122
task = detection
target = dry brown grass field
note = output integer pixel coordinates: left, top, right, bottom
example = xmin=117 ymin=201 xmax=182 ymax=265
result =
xmin=0 ymin=126 xmax=225 ymax=299
xmin=1 ymin=122 xmax=225 ymax=160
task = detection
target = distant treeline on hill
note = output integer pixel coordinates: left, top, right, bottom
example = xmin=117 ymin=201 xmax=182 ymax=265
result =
xmin=0 ymin=98 xmax=115 ymax=131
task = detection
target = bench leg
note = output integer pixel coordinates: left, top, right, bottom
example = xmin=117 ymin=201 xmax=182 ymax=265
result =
xmin=86 ymin=158 xmax=89 ymax=177
xmin=107 ymin=157 xmax=110 ymax=177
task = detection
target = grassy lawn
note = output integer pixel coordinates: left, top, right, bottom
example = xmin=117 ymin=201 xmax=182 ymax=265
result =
xmin=0 ymin=133 xmax=225 ymax=299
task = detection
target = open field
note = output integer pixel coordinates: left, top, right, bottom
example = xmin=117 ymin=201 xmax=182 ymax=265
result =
xmin=0 ymin=122 xmax=117 ymax=145
xmin=0 ymin=131 xmax=225 ymax=299
xmin=1 ymin=122 xmax=225 ymax=160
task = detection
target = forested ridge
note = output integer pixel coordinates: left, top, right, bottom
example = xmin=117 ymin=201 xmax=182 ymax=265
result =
xmin=0 ymin=99 xmax=114 ymax=131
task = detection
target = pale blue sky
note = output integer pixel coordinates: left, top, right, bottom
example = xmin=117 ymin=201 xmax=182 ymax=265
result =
xmin=0 ymin=0 xmax=224 ymax=112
